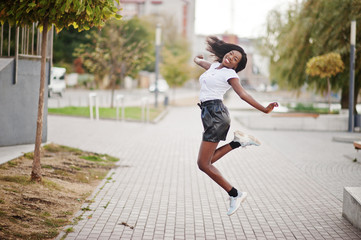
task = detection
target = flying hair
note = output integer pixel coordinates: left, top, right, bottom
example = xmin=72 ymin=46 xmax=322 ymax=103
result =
xmin=206 ymin=36 xmax=247 ymax=73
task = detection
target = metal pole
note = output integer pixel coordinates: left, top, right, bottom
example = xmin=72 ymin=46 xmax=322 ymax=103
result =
xmin=21 ymin=27 xmax=24 ymax=54
xmin=8 ymin=26 xmax=11 ymax=56
xmin=26 ymin=25 xmax=30 ymax=54
xmin=14 ymin=26 xmax=19 ymax=84
xmin=348 ymin=20 xmax=356 ymax=132
xmin=1 ymin=23 xmax=3 ymax=56
xmin=155 ymin=24 xmax=161 ymax=108
xmin=32 ymin=23 xmax=34 ymax=55
xmin=37 ymin=24 xmax=40 ymax=55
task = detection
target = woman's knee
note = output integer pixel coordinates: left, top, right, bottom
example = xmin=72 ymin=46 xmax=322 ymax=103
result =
xmin=197 ymin=160 xmax=210 ymax=173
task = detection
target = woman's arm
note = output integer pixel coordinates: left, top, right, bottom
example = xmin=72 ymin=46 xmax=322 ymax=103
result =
xmin=194 ymin=55 xmax=211 ymax=70
xmin=228 ymin=78 xmax=278 ymax=114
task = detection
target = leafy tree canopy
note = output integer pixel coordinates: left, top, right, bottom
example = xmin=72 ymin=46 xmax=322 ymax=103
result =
xmin=75 ymin=17 xmax=153 ymax=86
xmin=161 ymin=37 xmax=191 ymax=88
xmin=53 ymin=25 xmax=95 ymax=66
xmin=0 ymin=0 xmax=121 ymax=31
xmin=306 ymin=52 xmax=344 ymax=79
xmin=264 ymin=0 xmax=361 ymax=89
xmin=263 ymin=0 xmax=361 ymax=108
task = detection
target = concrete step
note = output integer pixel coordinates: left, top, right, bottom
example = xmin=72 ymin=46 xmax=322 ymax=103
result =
xmin=343 ymin=187 xmax=361 ymax=231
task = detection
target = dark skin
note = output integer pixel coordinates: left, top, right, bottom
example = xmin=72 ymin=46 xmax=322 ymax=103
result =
xmin=194 ymin=51 xmax=278 ymax=192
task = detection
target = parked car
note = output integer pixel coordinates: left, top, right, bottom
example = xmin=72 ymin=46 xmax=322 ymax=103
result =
xmin=149 ymin=79 xmax=169 ymax=93
xmin=48 ymin=67 xmax=66 ymax=97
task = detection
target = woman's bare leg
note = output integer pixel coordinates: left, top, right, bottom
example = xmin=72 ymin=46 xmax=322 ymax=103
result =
xmin=197 ymin=141 xmax=233 ymax=192
xmin=211 ymin=144 xmax=233 ymax=164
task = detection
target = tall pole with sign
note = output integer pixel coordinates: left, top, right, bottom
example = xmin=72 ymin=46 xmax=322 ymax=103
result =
xmin=348 ymin=20 xmax=356 ymax=132
xmin=155 ymin=24 xmax=161 ymax=108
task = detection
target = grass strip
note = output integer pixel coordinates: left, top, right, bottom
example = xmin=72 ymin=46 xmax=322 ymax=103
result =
xmin=48 ymin=106 xmax=163 ymax=121
xmin=287 ymin=103 xmax=339 ymax=114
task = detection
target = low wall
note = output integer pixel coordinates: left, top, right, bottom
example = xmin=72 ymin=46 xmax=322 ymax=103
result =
xmin=235 ymin=112 xmax=348 ymax=131
xmin=0 ymin=58 xmax=49 ymax=147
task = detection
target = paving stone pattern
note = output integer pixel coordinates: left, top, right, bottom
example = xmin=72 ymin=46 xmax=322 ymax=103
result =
xmin=49 ymin=106 xmax=361 ymax=240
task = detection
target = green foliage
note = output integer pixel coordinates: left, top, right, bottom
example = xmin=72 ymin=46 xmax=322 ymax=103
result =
xmin=288 ymin=103 xmax=339 ymax=114
xmin=0 ymin=175 xmax=32 ymax=185
xmin=42 ymin=178 xmax=62 ymax=190
xmin=74 ymin=18 xmax=152 ymax=87
xmin=43 ymin=144 xmax=83 ymax=154
xmin=81 ymin=206 xmax=91 ymax=211
xmin=306 ymin=52 xmax=344 ymax=110
xmin=24 ymin=152 xmax=34 ymax=159
xmin=0 ymin=0 xmax=121 ymax=31
xmin=159 ymin=14 xmax=192 ymax=88
xmin=80 ymin=154 xmax=118 ymax=163
xmin=263 ymin=0 xmax=361 ymax=107
xmin=53 ymin=25 xmax=95 ymax=66
xmin=306 ymin=52 xmax=344 ymax=79
xmin=161 ymin=38 xmax=192 ymax=88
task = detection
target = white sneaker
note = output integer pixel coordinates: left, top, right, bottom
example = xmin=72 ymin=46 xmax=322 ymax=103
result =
xmin=233 ymin=130 xmax=261 ymax=147
xmin=227 ymin=191 xmax=247 ymax=216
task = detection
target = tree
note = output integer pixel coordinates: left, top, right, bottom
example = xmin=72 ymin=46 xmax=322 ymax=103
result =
xmin=53 ymin=25 xmax=95 ymax=69
xmin=161 ymin=37 xmax=191 ymax=91
xmin=263 ymin=0 xmax=361 ymax=110
xmin=145 ymin=14 xmax=192 ymax=101
xmin=306 ymin=52 xmax=345 ymax=111
xmin=0 ymin=0 xmax=121 ymax=182
xmin=75 ymin=17 xmax=152 ymax=107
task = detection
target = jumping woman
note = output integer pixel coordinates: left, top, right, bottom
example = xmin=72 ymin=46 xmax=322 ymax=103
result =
xmin=194 ymin=36 xmax=278 ymax=216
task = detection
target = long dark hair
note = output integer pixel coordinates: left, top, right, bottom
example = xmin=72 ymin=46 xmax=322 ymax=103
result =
xmin=206 ymin=36 xmax=247 ymax=73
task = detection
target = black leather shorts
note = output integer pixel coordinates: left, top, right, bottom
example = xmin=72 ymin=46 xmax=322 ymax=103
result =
xmin=199 ymin=100 xmax=230 ymax=142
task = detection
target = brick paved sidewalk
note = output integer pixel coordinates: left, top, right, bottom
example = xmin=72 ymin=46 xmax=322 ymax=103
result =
xmin=50 ymin=106 xmax=361 ymax=240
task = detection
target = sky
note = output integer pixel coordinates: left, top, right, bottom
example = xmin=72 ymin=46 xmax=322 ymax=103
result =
xmin=195 ymin=0 xmax=296 ymax=38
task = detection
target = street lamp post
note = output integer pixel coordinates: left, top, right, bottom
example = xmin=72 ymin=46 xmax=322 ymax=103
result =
xmin=348 ymin=20 xmax=356 ymax=132
xmin=155 ymin=24 xmax=161 ymax=108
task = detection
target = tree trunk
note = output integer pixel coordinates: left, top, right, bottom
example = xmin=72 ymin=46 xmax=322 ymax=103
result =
xmin=31 ymin=20 xmax=48 ymax=182
xmin=340 ymin=80 xmax=360 ymax=114
xmin=341 ymin=84 xmax=348 ymax=109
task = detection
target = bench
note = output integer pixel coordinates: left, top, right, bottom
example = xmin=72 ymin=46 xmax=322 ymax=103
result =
xmin=354 ymin=141 xmax=361 ymax=150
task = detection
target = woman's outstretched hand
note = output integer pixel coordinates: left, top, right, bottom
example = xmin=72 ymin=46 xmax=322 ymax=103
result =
xmin=194 ymin=55 xmax=211 ymax=70
xmin=194 ymin=55 xmax=204 ymax=64
xmin=264 ymin=102 xmax=279 ymax=113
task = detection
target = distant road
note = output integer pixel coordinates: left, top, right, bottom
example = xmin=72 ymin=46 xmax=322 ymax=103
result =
xmin=47 ymin=87 xmax=199 ymax=108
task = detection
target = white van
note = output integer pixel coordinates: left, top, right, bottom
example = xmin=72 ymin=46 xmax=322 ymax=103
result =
xmin=48 ymin=67 xmax=66 ymax=97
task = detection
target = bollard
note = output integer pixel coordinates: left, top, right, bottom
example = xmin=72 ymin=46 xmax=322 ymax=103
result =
xmin=164 ymin=95 xmax=169 ymax=107
xmin=141 ymin=97 xmax=149 ymax=123
xmin=89 ymin=93 xmax=99 ymax=120
xmin=116 ymin=94 xmax=125 ymax=121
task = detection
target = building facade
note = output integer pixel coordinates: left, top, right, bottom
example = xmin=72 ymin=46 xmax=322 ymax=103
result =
xmin=119 ymin=0 xmax=195 ymax=41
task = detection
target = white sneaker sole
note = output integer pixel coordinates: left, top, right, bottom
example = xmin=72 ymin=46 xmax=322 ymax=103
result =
xmin=227 ymin=192 xmax=248 ymax=216
xmin=234 ymin=131 xmax=261 ymax=146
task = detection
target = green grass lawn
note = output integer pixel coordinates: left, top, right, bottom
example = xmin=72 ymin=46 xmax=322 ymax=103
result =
xmin=48 ymin=106 xmax=164 ymax=121
xmin=287 ymin=103 xmax=339 ymax=114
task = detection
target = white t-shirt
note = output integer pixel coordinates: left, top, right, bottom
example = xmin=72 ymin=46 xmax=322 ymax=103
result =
xmin=199 ymin=62 xmax=239 ymax=102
